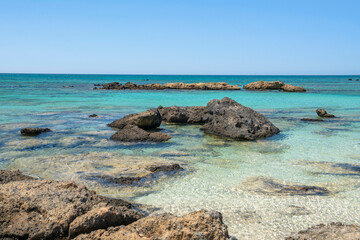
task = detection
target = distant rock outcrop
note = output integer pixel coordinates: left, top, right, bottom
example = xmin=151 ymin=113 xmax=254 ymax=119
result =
xmin=243 ymin=81 xmax=306 ymax=92
xmin=20 ymin=127 xmax=51 ymax=136
xmin=201 ymin=97 xmax=280 ymax=140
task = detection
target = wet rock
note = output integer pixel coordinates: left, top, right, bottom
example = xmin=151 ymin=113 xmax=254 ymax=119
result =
xmin=74 ymin=210 xmax=230 ymax=240
xmin=316 ymin=108 xmax=335 ymax=118
xmin=0 ymin=177 xmax=143 ymax=239
xmin=90 ymin=174 xmax=142 ymax=185
xmin=301 ymin=118 xmax=324 ymax=122
xmin=110 ymin=125 xmax=172 ymax=142
xmin=108 ymin=109 xmax=161 ymax=130
xmin=89 ymin=114 xmax=98 ymax=118
xmin=0 ymin=169 xmax=37 ymax=184
xmin=158 ymin=106 xmax=205 ymax=124
xmin=201 ymin=97 xmax=280 ymax=140
xmin=285 ymin=222 xmax=360 ymax=240
xmin=146 ymin=163 xmax=183 ymax=173
xmin=243 ymin=81 xmax=306 ymax=92
xmin=99 ymin=81 xmax=240 ymax=90
xmin=20 ymin=127 xmax=51 ymax=136
xmin=241 ymin=176 xmax=330 ymax=196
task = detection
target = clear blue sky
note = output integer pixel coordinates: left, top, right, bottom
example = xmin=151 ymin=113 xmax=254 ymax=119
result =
xmin=1 ymin=0 xmax=359 ymax=75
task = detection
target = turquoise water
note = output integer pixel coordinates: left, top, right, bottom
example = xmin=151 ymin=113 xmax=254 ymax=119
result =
xmin=1 ymin=74 xmax=360 ymax=239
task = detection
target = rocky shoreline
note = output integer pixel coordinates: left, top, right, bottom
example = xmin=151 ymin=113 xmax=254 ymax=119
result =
xmin=93 ymin=81 xmax=306 ymax=92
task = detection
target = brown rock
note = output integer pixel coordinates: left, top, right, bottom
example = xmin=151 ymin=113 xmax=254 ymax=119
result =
xmin=286 ymin=222 xmax=360 ymax=240
xmin=108 ymin=109 xmax=162 ymax=130
xmin=0 ymin=169 xmax=37 ymax=184
xmin=110 ymin=125 xmax=172 ymax=142
xmin=159 ymin=106 xmax=205 ymax=124
xmin=201 ymin=97 xmax=280 ymax=140
xmin=243 ymin=81 xmax=306 ymax=92
xmin=316 ymin=108 xmax=335 ymax=118
xmin=0 ymin=175 xmax=143 ymax=239
xmin=20 ymin=127 xmax=51 ymax=136
xmin=74 ymin=210 xmax=230 ymax=240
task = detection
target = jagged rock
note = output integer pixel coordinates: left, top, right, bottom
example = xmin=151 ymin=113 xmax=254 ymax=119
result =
xmin=108 ymin=109 xmax=162 ymax=130
xmin=241 ymin=176 xmax=330 ymax=196
xmin=285 ymin=222 xmax=360 ymax=240
xmin=110 ymin=125 xmax=172 ymax=142
xmin=0 ymin=169 xmax=37 ymax=184
xmin=146 ymin=163 xmax=183 ymax=173
xmin=316 ymin=109 xmax=335 ymax=118
xmin=0 ymin=175 xmax=143 ymax=239
xmin=158 ymin=106 xmax=205 ymax=124
xmin=243 ymin=81 xmax=306 ymax=92
xmin=99 ymin=82 xmax=240 ymax=90
xmin=74 ymin=210 xmax=230 ymax=240
xmin=20 ymin=127 xmax=51 ymax=136
xmin=201 ymin=97 xmax=279 ymax=140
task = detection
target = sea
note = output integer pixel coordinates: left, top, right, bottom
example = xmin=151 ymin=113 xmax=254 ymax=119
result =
xmin=0 ymin=74 xmax=360 ymax=239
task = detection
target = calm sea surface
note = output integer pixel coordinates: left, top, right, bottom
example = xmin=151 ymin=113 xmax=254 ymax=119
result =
xmin=1 ymin=74 xmax=360 ymax=239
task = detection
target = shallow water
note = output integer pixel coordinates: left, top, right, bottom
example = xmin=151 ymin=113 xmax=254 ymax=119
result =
xmin=1 ymin=74 xmax=360 ymax=239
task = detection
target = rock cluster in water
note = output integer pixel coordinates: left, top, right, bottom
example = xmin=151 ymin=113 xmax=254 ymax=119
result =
xmin=243 ymin=81 xmax=306 ymax=92
xmin=96 ymin=81 xmax=241 ymax=90
xmin=0 ymin=169 xmax=230 ymax=240
xmin=108 ymin=97 xmax=280 ymax=142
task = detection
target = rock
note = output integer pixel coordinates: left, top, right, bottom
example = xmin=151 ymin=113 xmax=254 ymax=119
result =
xmin=241 ymin=176 xmax=330 ymax=196
xmin=243 ymin=81 xmax=306 ymax=92
xmin=159 ymin=106 xmax=205 ymax=124
xmin=108 ymin=109 xmax=162 ymax=130
xmin=316 ymin=109 xmax=335 ymax=118
xmin=69 ymin=204 xmax=141 ymax=238
xmin=201 ymin=97 xmax=280 ymax=140
xmin=348 ymin=78 xmax=352 ymax=81
xmin=301 ymin=118 xmax=324 ymax=122
xmin=110 ymin=125 xmax=172 ymax=142
xmin=89 ymin=114 xmax=98 ymax=118
xmin=98 ymin=82 xmax=240 ymax=90
xmin=20 ymin=127 xmax=51 ymax=136
xmin=146 ymin=163 xmax=183 ymax=173
xmin=0 ymin=175 xmax=143 ymax=239
xmin=74 ymin=210 xmax=230 ymax=240
xmin=89 ymin=174 xmax=142 ymax=185
xmin=0 ymin=169 xmax=37 ymax=184
xmin=285 ymin=222 xmax=360 ymax=240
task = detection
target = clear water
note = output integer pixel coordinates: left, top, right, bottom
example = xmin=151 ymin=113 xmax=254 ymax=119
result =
xmin=1 ymin=74 xmax=360 ymax=239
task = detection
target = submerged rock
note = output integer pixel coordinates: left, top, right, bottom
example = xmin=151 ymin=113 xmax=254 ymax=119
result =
xmin=158 ymin=106 xmax=205 ymax=124
xmin=108 ymin=109 xmax=161 ymax=130
xmin=286 ymin=222 xmax=360 ymax=240
xmin=316 ymin=108 xmax=335 ymax=118
xmin=89 ymin=174 xmax=142 ymax=185
xmin=0 ymin=174 xmax=143 ymax=239
xmin=98 ymin=81 xmax=240 ymax=90
xmin=201 ymin=97 xmax=280 ymax=140
xmin=74 ymin=210 xmax=230 ymax=240
xmin=241 ymin=176 xmax=330 ymax=196
xmin=146 ymin=163 xmax=183 ymax=173
xmin=110 ymin=125 xmax=172 ymax=142
xmin=243 ymin=81 xmax=306 ymax=92
xmin=301 ymin=118 xmax=324 ymax=122
xmin=20 ymin=127 xmax=51 ymax=136
xmin=0 ymin=169 xmax=37 ymax=184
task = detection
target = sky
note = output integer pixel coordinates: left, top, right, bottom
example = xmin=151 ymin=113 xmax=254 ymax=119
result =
xmin=0 ymin=0 xmax=359 ymax=75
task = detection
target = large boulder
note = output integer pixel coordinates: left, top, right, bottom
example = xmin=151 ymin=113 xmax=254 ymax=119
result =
xmin=110 ymin=125 xmax=172 ymax=142
xmin=20 ymin=127 xmax=51 ymax=136
xmin=108 ymin=109 xmax=162 ymax=130
xmin=158 ymin=106 xmax=205 ymax=124
xmin=285 ymin=222 xmax=360 ymax=240
xmin=243 ymin=81 xmax=306 ymax=92
xmin=74 ymin=210 xmax=230 ymax=240
xmin=201 ymin=97 xmax=280 ymax=140
xmin=316 ymin=108 xmax=335 ymax=118
xmin=0 ymin=176 xmax=143 ymax=239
